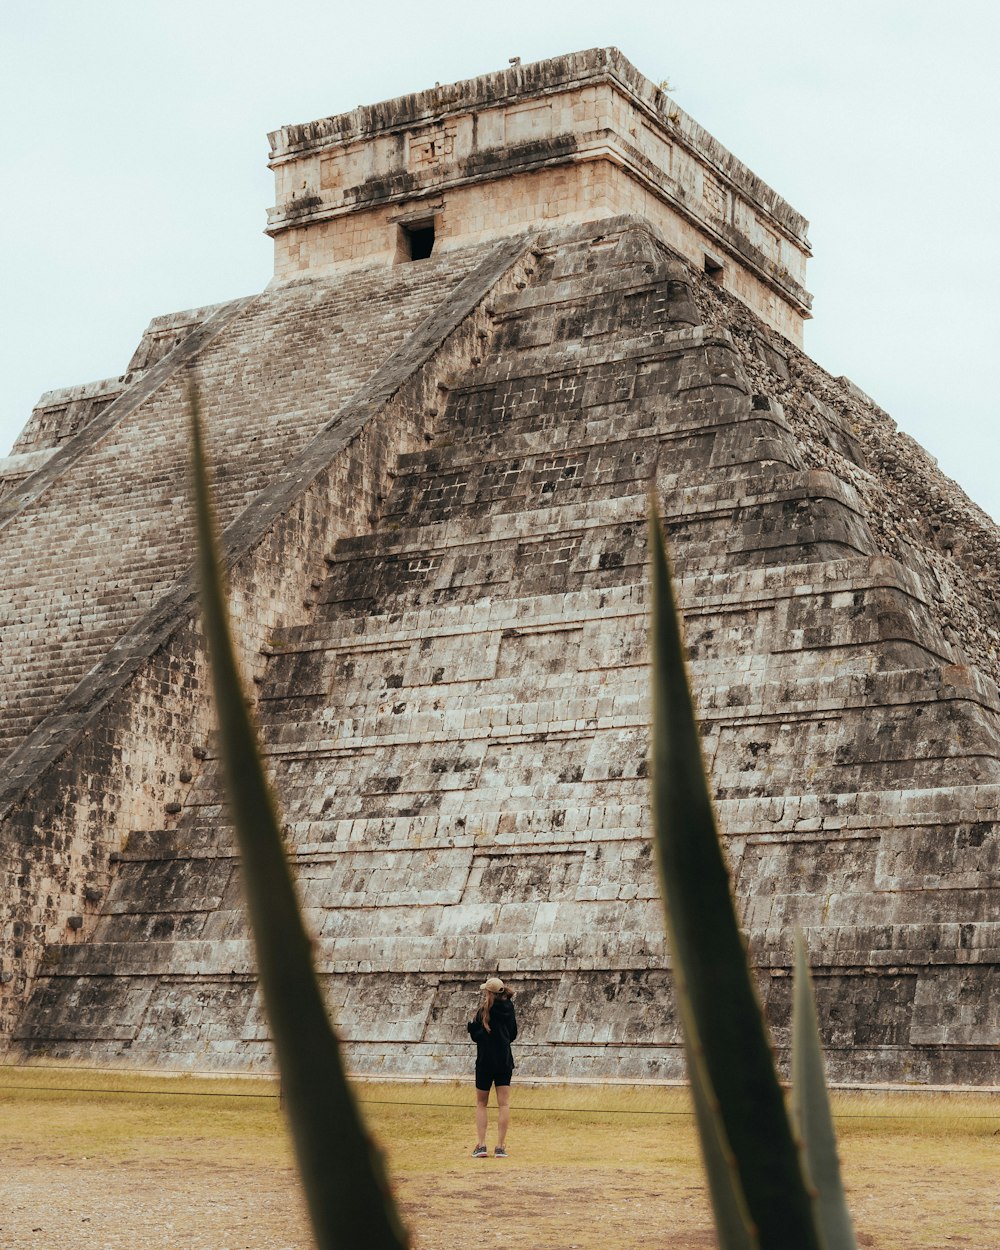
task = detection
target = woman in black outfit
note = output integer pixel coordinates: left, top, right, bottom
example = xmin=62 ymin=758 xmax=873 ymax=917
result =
xmin=467 ymin=975 xmax=517 ymax=1158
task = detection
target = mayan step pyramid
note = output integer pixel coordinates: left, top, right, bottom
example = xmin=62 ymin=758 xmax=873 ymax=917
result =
xmin=1 ymin=49 xmax=996 ymax=1083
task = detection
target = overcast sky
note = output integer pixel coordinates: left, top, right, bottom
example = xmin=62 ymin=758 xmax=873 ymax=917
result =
xmin=3 ymin=2 xmax=998 ymax=519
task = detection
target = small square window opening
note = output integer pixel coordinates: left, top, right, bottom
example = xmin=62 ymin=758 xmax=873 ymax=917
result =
xmin=399 ymin=219 xmax=436 ymax=262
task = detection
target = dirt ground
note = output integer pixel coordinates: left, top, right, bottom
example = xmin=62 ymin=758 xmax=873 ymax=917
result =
xmin=6 ymin=1150 xmax=998 ymax=1250
xmin=3 ymin=1158 xmax=720 ymax=1250
xmin=1 ymin=1073 xmax=997 ymax=1250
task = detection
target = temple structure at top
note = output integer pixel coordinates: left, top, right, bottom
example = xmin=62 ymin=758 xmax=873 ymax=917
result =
xmin=266 ymin=48 xmax=812 ymax=342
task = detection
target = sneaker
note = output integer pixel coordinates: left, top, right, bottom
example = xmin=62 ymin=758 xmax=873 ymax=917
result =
xmin=494 ymin=1146 xmax=509 ymax=1158
xmin=472 ymin=1144 xmax=488 ymax=1158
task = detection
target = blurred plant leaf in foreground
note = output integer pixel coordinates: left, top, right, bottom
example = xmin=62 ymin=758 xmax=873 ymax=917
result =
xmin=190 ymin=385 xmax=409 ymax=1250
xmin=648 ymin=502 xmax=848 ymax=1250
xmin=793 ymin=931 xmax=858 ymax=1249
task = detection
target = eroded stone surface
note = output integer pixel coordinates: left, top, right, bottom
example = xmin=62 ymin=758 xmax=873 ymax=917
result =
xmin=4 ymin=216 xmax=997 ymax=1084
xmin=2 ymin=53 xmax=997 ymax=1085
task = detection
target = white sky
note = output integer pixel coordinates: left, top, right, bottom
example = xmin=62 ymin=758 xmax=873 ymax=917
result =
xmin=3 ymin=1 xmax=998 ymax=519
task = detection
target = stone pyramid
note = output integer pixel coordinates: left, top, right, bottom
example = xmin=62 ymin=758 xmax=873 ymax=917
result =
xmin=1 ymin=49 xmax=996 ymax=1083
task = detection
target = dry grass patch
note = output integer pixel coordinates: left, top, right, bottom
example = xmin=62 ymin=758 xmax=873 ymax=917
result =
xmin=0 ymin=1068 xmax=996 ymax=1249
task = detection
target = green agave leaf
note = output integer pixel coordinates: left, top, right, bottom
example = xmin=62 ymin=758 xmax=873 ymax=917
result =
xmin=686 ymin=1036 xmax=759 ymax=1250
xmin=190 ymin=386 xmax=409 ymax=1250
xmin=647 ymin=503 xmax=823 ymax=1250
xmin=792 ymin=932 xmax=858 ymax=1250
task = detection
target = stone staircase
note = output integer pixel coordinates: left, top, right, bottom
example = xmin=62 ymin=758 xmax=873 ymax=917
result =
xmin=0 ymin=248 xmax=485 ymax=762
xmin=0 ymin=230 xmax=534 ymax=1044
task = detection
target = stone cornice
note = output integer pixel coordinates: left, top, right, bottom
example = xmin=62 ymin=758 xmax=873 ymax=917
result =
xmin=267 ymin=47 xmax=809 ymax=247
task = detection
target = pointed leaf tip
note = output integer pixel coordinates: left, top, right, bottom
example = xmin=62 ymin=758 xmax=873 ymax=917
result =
xmin=792 ymin=932 xmax=858 ymax=1250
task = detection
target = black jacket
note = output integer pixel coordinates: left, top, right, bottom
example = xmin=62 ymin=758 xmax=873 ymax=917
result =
xmin=468 ymin=996 xmax=518 ymax=1070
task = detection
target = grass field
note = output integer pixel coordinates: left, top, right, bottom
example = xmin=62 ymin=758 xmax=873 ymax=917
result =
xmin=1 ymin=1066 xmax=997 ymax=1249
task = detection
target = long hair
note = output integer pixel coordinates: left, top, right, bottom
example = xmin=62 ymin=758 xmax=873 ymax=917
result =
xmin=478 ymin=986 xmax=513 ymax=1034
xmin=478 ymin=989 xmax=496 ymax=1033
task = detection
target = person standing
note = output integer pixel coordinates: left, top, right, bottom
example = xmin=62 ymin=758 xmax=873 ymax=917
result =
xmin=468 ymin=975 xmax=517 ymax=1158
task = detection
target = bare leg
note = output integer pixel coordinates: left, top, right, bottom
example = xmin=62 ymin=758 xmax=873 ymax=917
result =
xmin=496 ymin=1085 xmax=511 ymax=1148
xmin=475 ymin=1088 xmax=489 ymax=1146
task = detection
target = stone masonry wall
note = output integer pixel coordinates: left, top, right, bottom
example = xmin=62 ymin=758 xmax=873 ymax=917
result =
xmin=0 ymin=250 xmax=488 ymax=763
xmin=10 ymin=378 xmax=126 ymax=457
xmin=271 ymin=160 xmax=806 ymax=344
xmin=12 ymin=218 xmax=997 ymax=1083
xmin=268 ymin=48 xmax=811 ymax=343
xmin=0 ymin=235 xmax=537 ymax=1043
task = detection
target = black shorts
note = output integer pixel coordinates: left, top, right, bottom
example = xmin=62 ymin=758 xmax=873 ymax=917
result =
xmin=475 ymin=1063 xmax=513 ymax=1092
